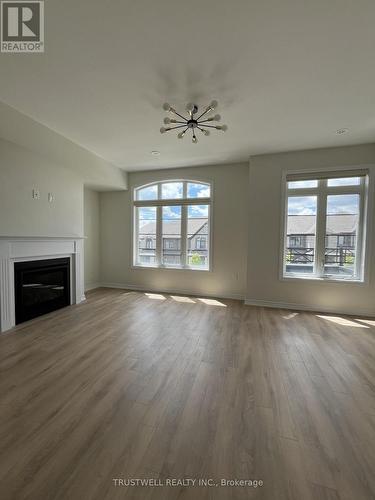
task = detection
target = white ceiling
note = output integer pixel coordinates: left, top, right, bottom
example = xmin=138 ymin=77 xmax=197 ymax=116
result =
xmin=0 ymin=0 xmax=374 ymax=171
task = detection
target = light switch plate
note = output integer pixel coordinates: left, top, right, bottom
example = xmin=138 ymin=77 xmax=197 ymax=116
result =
xmin=32 ymin=189 xmax=40 ymax=200
xmin=48 ymin=193 xmax=54 ymax=203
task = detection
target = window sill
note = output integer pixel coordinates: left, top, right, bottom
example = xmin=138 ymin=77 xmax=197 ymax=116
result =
xmin=281 ymin=274 xmax=366 ymax=285
xmin=132 ymin=264 xmax=211 ymax=272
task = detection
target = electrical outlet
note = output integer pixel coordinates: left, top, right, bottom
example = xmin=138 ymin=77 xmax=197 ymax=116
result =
xmin=32 ymin=189 xmax=40 ymax=200
xmin=48 ymin=193 xmax=54 ymax=203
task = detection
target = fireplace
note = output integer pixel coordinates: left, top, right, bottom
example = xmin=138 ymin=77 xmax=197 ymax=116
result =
xmin=14 ymin=258 xmax=71 ymax=325
xmin=0 ymin=237 xmax=84 ymax=332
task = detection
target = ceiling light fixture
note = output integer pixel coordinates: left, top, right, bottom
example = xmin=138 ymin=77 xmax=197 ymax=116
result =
xmin=160 ymin=100 xmax=228 ymax=143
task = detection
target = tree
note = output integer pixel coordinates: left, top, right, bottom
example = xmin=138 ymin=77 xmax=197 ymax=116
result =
xmin=190 ymin=253 xmax=202 ymax=265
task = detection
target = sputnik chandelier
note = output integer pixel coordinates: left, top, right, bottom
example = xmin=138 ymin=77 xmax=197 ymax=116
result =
xmin=160 ymin=100 xmax=228 ymax=143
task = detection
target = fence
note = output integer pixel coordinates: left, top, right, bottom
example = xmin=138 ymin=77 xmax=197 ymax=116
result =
xmin=286 ymin=247 xmax=355 ymax=266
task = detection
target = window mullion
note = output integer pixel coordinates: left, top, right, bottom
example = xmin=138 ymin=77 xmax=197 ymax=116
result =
xmin=156 ymin=206 xmax=162 ymax=266
xmin=181 ymin=205 xmax=187 ymax=267
xmin=155 ymin=183 xmax=162 ymax=266
xmin=287 ymin=188 xmax=319 ymax=197
xmin=134 ymin=207 xmax=139 ymax=265
xmin=355 ymin=178 xmax=366 ymax=279
xmin=181 ymin=181 xmax=188 ymax=267
xmin=315 ymin=180 xmax=327 ymax=277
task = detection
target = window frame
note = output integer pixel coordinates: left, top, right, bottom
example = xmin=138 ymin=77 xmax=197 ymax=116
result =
xmin=280 ymin=167 xmax=372 ymax=284
xmin=132 ymin=180 xmax=212 ymax=271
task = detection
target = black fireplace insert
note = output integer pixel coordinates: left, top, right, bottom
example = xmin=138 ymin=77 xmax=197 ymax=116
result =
xmin=14 ymin=258 xmax=71 ymax=325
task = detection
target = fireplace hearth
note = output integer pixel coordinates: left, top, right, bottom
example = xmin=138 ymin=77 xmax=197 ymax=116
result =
xmin=14 ymin=258 xmax=71 ymax=324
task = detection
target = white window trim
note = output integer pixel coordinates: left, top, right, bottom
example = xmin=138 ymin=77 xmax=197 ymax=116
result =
xmin=279 ymin=166 xmax=374 ymax=284
xmin=132 ymin=180 xmax=213 ymax=272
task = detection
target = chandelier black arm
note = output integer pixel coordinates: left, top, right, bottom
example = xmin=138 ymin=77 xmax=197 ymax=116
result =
xmin=170 ymin=109 xmax=189 ymax=121
xmin=195 ymin=107 xmax=212 ymax=121
xmin=198 ymin=124 xmax=219 ymax=129
xmin=197 ymin=126 xmax=207 ymax=133
xmin=171 ymin=120 xmax=188 ymax=124
xmin=197 ymin=118 xmax=215 ymax=124
xmin=166 ymin=125 xmax=188 ymax=131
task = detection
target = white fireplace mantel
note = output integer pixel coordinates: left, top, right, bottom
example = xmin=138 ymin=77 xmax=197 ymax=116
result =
xmin=0 ymin=236 xmax=85 ymax=332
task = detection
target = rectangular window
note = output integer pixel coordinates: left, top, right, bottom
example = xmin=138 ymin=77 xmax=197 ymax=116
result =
xmin=286 ymin=196 xmax=317 ymax=275
xmin=133 ymin=181 xmax=211 ymax=270
xmin=187 ymin=205 xmax=209 ymax=268
xmin=327 ymin=177 xmax=360 ymax=187
xmin=288 ymin=179 xmax=318 ymax=189
xmin=162 ymin=206 xmax=182 ymax=266
xmin=324 ymin=194 xmax=359 ymax=278
xmin=136 ymin=207 xmax=157 ymax=266
xmin=283 ymin=172 xmax=368 ymax=281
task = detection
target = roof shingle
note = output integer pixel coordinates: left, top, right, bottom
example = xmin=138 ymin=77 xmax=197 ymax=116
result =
xmin=287 ymin=214 xmax=357 ymax=235
xmin=140 ymin=218 xmax=208 ymax=237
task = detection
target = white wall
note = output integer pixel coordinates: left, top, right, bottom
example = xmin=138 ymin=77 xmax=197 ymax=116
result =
xmin=0 ymin=138 xmax=84 ymax=237
xmin=0 ymin=104 xmax=127 ymax=283
xmin=100 ymin=163 xmax=249 ymax=299
xmin=84 ymin=188 xmax=101 ymax=290
xmin=247 ymin=144 xmax=375 ymax=316
xmin=0 ymin=101 xmax=128 ymax=191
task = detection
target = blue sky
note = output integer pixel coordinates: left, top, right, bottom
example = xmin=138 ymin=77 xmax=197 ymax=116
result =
xmin=163 ymin=206 xmax=181 ymax=220
xmin=137 ymin=182 xmax=210 ymax=201
xmin=138 ymin=185 xmax=158 ymax=201
xmin=188 ymin=205 xmax=208 ymax=217
xmin=288 ymin=196 xmax=317 ymax=215
xmin=288 ymin=194 xmax=359 ymax=216
xmin=162 ymin=205 xmax=209 ymax=220
xmin=139 ymin=207 xmax=156 ymax=221
xmin=327 ymin=194 xmax=359 ymax=215
xmin=187 ymin=183 xmax=210 ymax=198
xmin=288 ymin=177 xmax=360 ymax=189
xmin=138 ymin=205 xmax=209 ymax=226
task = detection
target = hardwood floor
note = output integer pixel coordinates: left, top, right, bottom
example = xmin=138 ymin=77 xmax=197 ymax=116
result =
xmin=0 ymin=288 xmax=374 ymax=500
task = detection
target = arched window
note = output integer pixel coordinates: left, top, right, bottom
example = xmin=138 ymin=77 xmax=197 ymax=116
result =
xmin=134 ymin=181 xmax=211 ymax=269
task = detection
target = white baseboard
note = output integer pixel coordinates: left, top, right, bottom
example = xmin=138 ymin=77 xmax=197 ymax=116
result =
xmin=244 ymin=298 xmax=375 ymax=318
xmin=99 ymin=282 xmax=245 ymax=301
xmin=85 ymin=282 xmax=101 ymax=292
xmin=83 ymin=284 xmax=374 ymax=317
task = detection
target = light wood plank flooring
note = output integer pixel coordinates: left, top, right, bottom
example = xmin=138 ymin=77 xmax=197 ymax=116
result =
xmin=0 ymin=288 xmax=374 ymax=500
